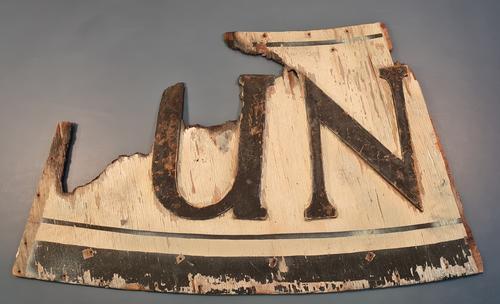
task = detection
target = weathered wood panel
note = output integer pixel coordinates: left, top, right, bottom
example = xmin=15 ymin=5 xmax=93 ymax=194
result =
xmin=12 ymin=22 xmax=482 ymax=295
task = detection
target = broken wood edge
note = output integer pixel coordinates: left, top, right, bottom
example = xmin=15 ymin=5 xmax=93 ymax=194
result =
xmin=223 ymin=22 xmax=393 ymax=60
xmin=11 ymin=74 xmax=276 ymax=277
xmin=224 ymin=30 xmax=285 ymax=65
xmin=12 ymin=122 xmax=73 ymax=278
xmin=24 ymin=238 xmax=481 ymax=295
xmin=426 ymin=110 xmax=484 ymax=273
xmin=65 ymin=84 xmax=243 ymax=197
xmin=225 ymin=26 xmax=481 ymax=273
xmin=12 ymin=23 xmax=482 ymax=293
xmin=225 ymin=22 xmax=481 ymax=272
xmin=379 ymin=22 xmax=393 ymax=51
xmin=403 ymin=66 xmax=483 ymax=273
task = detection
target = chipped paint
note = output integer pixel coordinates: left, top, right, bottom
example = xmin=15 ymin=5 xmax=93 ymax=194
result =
xmin=24 ymin=238 xmax=480 ymax=295
xmin=82 ymin=248 xmax=96 ymax=260
xmin=186 ymin=255 xmax=478 ymax=294
xmin=365 ymin=251 xmax=376 ymax=263
xmin=35 ymin=262 xmax=56 ymax=281
xmin=188 ymin=272 xmax=372 ymax=294
xmin=13 ymin=23 xmax=482 ymax=295
xmin=49 ymin=254 xmax=476 ymax=294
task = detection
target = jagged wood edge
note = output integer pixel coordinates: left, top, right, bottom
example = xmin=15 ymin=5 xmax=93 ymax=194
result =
xmin=223 ymin=23 xmax=482 ymax=272
xmin=11 ymin=79 xmax=253 ymax=277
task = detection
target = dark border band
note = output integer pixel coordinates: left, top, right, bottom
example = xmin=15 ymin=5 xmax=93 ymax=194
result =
xmin=29 ymin=238 xmax=476 ymax=294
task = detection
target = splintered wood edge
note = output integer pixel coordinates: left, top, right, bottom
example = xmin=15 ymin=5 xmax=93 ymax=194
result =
xmin=12 ymin=122 xmax=73 ymax=277
xmin=14 ymin=23 xmax=393 ymax=277
xmin=11 ymin=80 xmax=248 ymax=277
xmin=12 ymin=22 xmax=482 ymax=292
xmin=426 ymin=110 xmax=484 ymax=272
xmin=404 ymin=66 xmax=483 ymax=273
xmin=223 ymin=22 xmax=393 ymax=57
xmin=224 ymin=23 xmax=482 ymax=273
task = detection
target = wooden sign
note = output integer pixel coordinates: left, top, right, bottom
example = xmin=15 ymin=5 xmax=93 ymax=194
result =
xmin=13 ymin=22 xmax=482 ymax=294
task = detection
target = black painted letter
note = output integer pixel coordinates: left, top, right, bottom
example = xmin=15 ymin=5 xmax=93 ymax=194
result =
xmin=152 ymin=76 xmax=274 ymax=220
xmin=304 ymin=64 xmax=422 ymax=220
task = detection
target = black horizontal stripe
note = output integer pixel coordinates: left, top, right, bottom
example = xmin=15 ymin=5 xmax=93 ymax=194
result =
xmin=259 ymin=33 xmax=383 ymax=48
xmin=41 ymin=217 xmax=462 ymax=240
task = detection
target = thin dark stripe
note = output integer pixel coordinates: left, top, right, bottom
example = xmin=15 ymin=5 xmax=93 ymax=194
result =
xmin=259 ymin=33 xmax=383 ymax=48
xmin=41 ymin=217 xmax=462 ymax=240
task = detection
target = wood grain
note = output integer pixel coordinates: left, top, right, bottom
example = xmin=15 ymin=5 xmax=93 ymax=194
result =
xmin=12 ymin=22 xmax=482 ymax=295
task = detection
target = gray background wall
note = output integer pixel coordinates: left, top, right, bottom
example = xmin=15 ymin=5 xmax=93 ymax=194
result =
xmin=1 ymin=0 xmax=499 ymax=303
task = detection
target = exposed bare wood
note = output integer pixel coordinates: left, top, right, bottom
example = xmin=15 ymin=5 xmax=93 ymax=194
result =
xmin=12 ymin=22 xmax=482 ymax=295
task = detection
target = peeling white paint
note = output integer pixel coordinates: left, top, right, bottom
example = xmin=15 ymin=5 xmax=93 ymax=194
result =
xmin=29 ymin=251 xmax=478 ymax=295
xmin=108 ymin=274 xmax=127 ymax=289
xmin=35 ymin=262 xmax=56 ymax=281
xmin=188 ymin=272 xmax=371 ymax=294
